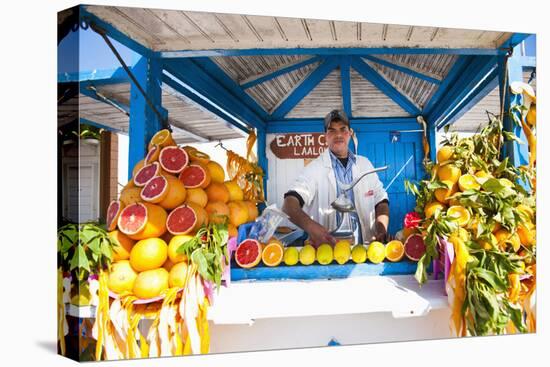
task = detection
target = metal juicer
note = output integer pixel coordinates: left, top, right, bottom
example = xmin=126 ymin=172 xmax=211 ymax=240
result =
xmin=330 ymin=166 xmax=388 ymax=244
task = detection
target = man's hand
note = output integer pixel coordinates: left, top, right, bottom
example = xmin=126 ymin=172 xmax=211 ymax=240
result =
xmin=370 ymin=221 xmax=387 ymax=242
xmin=305 ymin=221 xmax=336 ymax=248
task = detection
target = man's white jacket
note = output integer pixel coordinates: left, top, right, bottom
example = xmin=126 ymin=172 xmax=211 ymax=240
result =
xmin=287 ymin=149 xmax=388 ymax=243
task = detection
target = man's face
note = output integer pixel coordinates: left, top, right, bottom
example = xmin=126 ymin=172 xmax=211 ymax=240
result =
xmin=325 ymin=120 xmax=351 ymax=157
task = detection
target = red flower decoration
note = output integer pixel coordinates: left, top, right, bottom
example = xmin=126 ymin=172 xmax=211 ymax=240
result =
xmin=404 ymin=212 xmax=421 ymax=228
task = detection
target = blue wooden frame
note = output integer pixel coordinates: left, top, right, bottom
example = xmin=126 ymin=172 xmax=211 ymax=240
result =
xmin=340 ymin=56 xmax=352 ymax=117
xmin=58 ymin=67 xmax=131 ymax=84
xmin=351 ymin=57 xmax=421 ymax=116
xmin=271 ymin=57 xmax=339 ymax=119
xmin=79 ymin=84 xmax=130 ymax=115
xmin=362 ymin=55 xmax=441 ymax=85
xmin=241 ymin=56 xmax=323 ymax=89
xmin=266 ymin=117 xmax=418 ymax=133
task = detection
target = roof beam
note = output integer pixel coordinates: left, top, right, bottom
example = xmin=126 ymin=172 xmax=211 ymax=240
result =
xmin=361 ymin=55 xmax=442 ymax=85
xmin=158 ymin=47 xmax=505 ymax=59
xmin=58 ymin=67 xmax=131 ymax=84
xmin=240 ymin=56 xmax=322 ymax=89
xmin=271 ymin=57 xmax=339 ymax=119
xmin=426 ymin=55 xmax=498 ymax=128
xmin=190 ymin=57 xmax=270 ymax=120
xmin=340 ymin=56 xmax=352 ymax=117
xmin=164 ymin=58 xmax=266 ymax=131
xmin=79 ymin=85 xmax=130 ymax=115
xmin=266 ymin=117 xmax=418 ymax=133
xmin=351 ymin=56 xmax=421 ymax=116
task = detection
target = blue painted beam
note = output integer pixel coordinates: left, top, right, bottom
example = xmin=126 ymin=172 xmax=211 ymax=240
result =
xmin=428 ymin=56 xmax=497 ymax=128
xmin=423 ymin=56 xmax=471 ymax=115
xmin=340 ymin=56 xmax=352 ymax=117
xmin=190 ymin=58 xmax=270 ymax=121
xmin=128 ymin=57 xmax=165 ymax=179
xmin=159 ymin=47 xmax=505 ymax=59
xmin=351 ymin=57 xmax=421 ymax=116
xmin=162 ymin=72 xmax=250 ymax=135
xmin=426 ymin=119 xmax=437 ymax=163
xmin=164 ymin=59 xmax=266 ymax=131
xmin=80 ymin=6 xmax=153 ymax=58
xmin=79 ymin=84 xmax=130 ymax=115
xmin=240 ymin=56 xmax=323 ymax=89
xmin=271 ymin=57 xmax=339 ymax=119
xmin=437 ymin=68 xmax=499 ymax=130
xmin=499 ymin=33 xmax=533 ymax=52
xmin=256 ymin=130 xmax=268 ymax=201
xmin=79 ymin=117 xmax=122 ymax=134
xmin=58 ymin=67 xmax=131 ymax=84
xmin=362 ymin=55 xmax=441 ymax=85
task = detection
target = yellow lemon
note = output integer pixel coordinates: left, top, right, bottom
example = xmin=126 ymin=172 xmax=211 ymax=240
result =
xmin=283 ymin=247 xmax=299 ymax=266
xmin=367 ymin=241 xmax=386 ymax=264
xmin=447 ymin=205 xmax=471 ymax=227
xmin=424 ymin=201 xmax=446 ymax=218
xmin=458 ymin=174 xmax=481 ymax=191
xmin=299 ymin=245 xmax=316 ymax=265
xmin=334 ymin=240 xmax=352 ymax=265
xmin=437 ymin=164 xmax=461 ymax=183
xmin=316 ymin=244 xmax=334 ymax=265
xmin=351 ymin=244 xmax=367 ymax=264
xmin=437 ymin=146 xmax=454 ymax=163
xmin=434 ymin=180 xmax=458 ymax=203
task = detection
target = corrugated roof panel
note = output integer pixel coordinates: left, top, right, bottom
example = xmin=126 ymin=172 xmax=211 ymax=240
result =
xmin=350 ymin=69 xmax=410 ymax=117
xmin=286 ymin=69 xmax=343 ymax=118
xmin=449 ymin=86 xmax=500 ymax=132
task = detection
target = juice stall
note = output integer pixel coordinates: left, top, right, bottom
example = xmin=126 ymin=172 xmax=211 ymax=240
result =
xmin=57 ymin=4 xmax=536 ymax=361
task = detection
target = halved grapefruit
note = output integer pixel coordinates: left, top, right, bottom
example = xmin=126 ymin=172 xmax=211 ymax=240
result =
xmin=166 ymin=203 xmax=205 ymax=235
xmin=140 ymin=176 xmax=169 ymax=204
xmin=118 ymin=202 xmax=167 ymax=240
xmin=235 ymin=239 xmax=262 ymax=269
xmin=134 ymin=162 xmax=161 ymax=187
xmin=404 ymin=234 xmax=426 ymax=261
xmin=145 ymin=144 xmax=160 ymax=164
xmin=106 ymin=200 xmax=123 ymax=231
xmin=159 ymin=146 xmax=189 ymax=174
xmin=179 ymin=164 xmax=211 ymax=189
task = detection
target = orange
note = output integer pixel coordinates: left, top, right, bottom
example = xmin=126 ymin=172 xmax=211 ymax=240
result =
xmin=424 ymin=202 xmax=446 ymax=218
xmin=228 ymin=201 xmax=249 ymax=227
xmin=261 ymin=241 xmax=284 ymax=267
xmin=402 ymin=227 xmax=417 ymax=240
xmin=129 ymin=237 xmax=168 ymax=272
xmin=127 ymin=203 xmax=167 ymax=240
xmin=205 ymin=201 xmax=230 ymax=224
xmin=132 ymin=159 xmax=145 ymax=177
xmin=108 ymin=230 xmax=136 ymax=261
xmin=437 ymin=164 xmax=461 ymax=183
xmin=224 ymin=180 xmax=244 ymax=201
xmin=227 ymin=224 xmax=238 ymax=238
xmin=458 ymin=174 xmax=481 ymax=191
xmin=517 ymin=225 xmax=535 ymax=247
xmin=119 ymin=187 xmax=143 ymax=207
xmin=243 ymin=201 xmax=259 ymax=221
xmin=434 ymin=180 xmax=458 ymax=203
xmin=184 ymin=187 xmax=208 ymax=208
xmin=108 ymin=260 xmax=138 ymax=294
xmin=205 ymin=182 xmax=230 ymax=203
xmin=187 ymin=202 xmax=209 ymax=229
xmin=168 ymin=234 xmax=194 ymax=263
xmin=206 ymin=161 xmax=225 ymax=183
xmin=169 ymin=261 xmax=190 ymax=288
xmin=132 ymin=268 xmax=169 ymax=299
xmin=385 ymin=240 xmax=405 ymax=262
xmin=158 ymin=175 xmax=187 ymax=210
xmin=188 ymin=150 xmax=211 ymax=165
xmin=494 ymin=229 xmax=521 ymax=252
xmin=436 ymin=146 xmax=454 ymax=163
xmin=447 ymin=205 xmax=471 ymax=227
xmin=148 ymin=129 xmax=176 ymax=151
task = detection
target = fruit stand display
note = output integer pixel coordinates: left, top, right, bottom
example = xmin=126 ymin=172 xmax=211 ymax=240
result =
xmin=57 ymin=5 xmax=537 ymax=361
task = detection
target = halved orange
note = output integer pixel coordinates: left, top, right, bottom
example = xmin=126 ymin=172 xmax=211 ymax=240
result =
xmin=458 ymin=174 xmax=481 ymax=191
xmin=385 ymin=240 xmax=405 ymax=262
xmin=148 ymin=129 xmax=176 ymax=150
xmin=261 ymin=241 xmax=284 ymax=267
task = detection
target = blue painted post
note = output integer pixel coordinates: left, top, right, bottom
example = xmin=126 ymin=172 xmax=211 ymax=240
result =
xmin=497 ymin=54 xmax=529 ymax=168
xmin=256 ymin=128 xmax=268 ymax=209
xmin=128 ymin=56 xmax=165 ymax=179
xmin=340 ymin=56 xmax=352 ymax=117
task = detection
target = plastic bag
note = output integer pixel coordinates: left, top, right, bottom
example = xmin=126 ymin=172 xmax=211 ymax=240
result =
xmin=247 ymin=204 xmax=289 ymax=243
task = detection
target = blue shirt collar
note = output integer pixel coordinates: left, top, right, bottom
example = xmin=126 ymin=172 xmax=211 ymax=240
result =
xmin=328 ymin=149 xmax=356 ymax=168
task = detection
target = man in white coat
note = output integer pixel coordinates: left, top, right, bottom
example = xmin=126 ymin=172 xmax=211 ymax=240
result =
xmin=282 ymin=109 xmax=389 ymax=248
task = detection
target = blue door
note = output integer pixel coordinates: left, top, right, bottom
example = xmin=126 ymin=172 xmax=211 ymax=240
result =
xmin=354 ymin=130 xmax=424 ymax=236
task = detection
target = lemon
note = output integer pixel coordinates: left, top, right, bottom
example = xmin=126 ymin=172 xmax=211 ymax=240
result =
xmin=316 ymin=244 xmax=334 ymax=265
xmin=334 ymin=240 xmax=351 ymax=265
xmin=299 ymin=245 xmax=316 ymax=265
xmin=436 ymin=146 xmax=454 ymax=163
xmin=351 ymin=244 xmax=367 ymax=263
xmin=367 ymin=241 xmax=386 ymax=264
xmin=283 ymin=247 xmax=299 ymax=266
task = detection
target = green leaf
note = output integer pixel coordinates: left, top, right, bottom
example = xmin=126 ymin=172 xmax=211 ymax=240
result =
xmin=473 ymin=268 xmax=507 ymax=292
xmin=59 ymin=235 xmax=74 ymax=253
xmin=502 ymin=130 xmax=525 ymax=145
xmin=191 ymin=249 xmax=212 ymax=281
xmin=87 ymin=236 xmax=101 ymax=255
xmin=100 ymin=238 xmax=113 ymax=263
xmin=414 ymin=253 xmax=431 ymax=285
xmin=70 ymin=245 xmax=91 ymax=272
xmin=507 ymin=301 xmax=527 ymax=333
